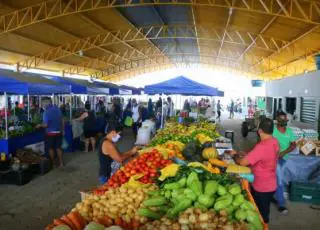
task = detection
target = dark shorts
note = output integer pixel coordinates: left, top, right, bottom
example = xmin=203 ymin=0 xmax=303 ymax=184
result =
xmin=84 ymin=130 xmax=96 ymax=138
xmin=45 ymin=134 xmax=62 ymax=150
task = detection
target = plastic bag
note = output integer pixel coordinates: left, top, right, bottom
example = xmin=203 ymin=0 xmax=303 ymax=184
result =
xmin=124 ymin=116 xmax=133 ymax=127
xmin=135 ymin=127 xmax=151 ymax=145
xmin=62 ymin=137 xmax=69 ymax=150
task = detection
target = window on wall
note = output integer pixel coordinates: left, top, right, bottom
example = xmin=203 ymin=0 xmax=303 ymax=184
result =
xmin=301 ymin=97 xmax=316 ymax=124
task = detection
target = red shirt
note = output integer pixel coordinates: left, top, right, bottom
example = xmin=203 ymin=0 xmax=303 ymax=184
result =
xmin=245 ymin=137 xmax=279 ymax=192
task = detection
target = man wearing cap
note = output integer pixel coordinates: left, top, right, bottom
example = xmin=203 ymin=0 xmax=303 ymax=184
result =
xmin=273 ymin=111 xmax=296 ymax=214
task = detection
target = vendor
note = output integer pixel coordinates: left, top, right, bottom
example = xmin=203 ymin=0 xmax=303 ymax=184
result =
xmin=229 ymin=118 xmax=279 ymax=224
xmin=272 ymin=111 xmax=296 ymax=214
xmin=99 ymin=123 xmax=138 ymax=185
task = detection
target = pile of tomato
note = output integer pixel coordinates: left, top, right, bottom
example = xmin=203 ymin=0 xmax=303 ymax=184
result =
xmin=107 ymin=150 xmax=172 ymax=188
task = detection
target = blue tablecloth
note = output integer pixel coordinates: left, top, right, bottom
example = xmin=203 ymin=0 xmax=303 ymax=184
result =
xmin=281 ymin=154 xmax=320 ymax=185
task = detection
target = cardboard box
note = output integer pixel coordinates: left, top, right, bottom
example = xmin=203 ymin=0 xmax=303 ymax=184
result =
xmin=301 ymin=141 xmax=316 ymax=156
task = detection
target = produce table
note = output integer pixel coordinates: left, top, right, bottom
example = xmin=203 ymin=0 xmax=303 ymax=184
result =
xmin=0 ymin=130 xmax=45 ymax=156
xmin=47 ymin=120 xmax=266 ymax=230
xmin=282 ymin=154 xmax=320 ymax=186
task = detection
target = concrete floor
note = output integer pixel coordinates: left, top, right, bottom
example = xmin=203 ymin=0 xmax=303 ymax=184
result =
xmin=0 ymin=115 xmax=319 ymax=230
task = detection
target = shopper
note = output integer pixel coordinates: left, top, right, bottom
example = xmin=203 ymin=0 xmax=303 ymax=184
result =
xmin=37 ymin=98 xmax=64 ymax=167
xmin=167 ymin=97 xmax=174 ymax=117
xmin=98 ymin=123 xmax=138 ymax=184
xmin=132 ymin=99 xmax=140 ymax=137
xmin=75 ymin=103 xmax=97 ymax=152
xmin=147 ymin=98 xmax=154 ymax=119
xmin=96 ymin=99 xmax=106 ymax=114
xmin=123 ymin=102 xmax=133 ymax=127
xmin=272 ymin=111 xmax=296 ymax=214
xmin=155 ymin=97 xmax=162 ymax=112
xmin=229 ymin=100 xmax=234 ymax=119
xmin=183 ymin=99 xmax=191 ymax=112
xmin=216 ymin=100 xmax=222 ymax=121
xmin=229 ymin=118 xmax=279 ymax=224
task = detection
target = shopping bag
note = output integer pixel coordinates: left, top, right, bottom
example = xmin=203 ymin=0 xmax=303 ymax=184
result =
xmin=62 ymin=137 xmax=69 ymax=150
xmin=124 ymin=116 xmax=133 ymax=127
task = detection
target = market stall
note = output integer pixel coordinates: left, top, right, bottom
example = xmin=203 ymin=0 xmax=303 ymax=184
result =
xmin=0 ymin=70 xmax=70 ymax=156
xmin=144 ymin=76 xmax=219 ymax=126
xmin=46 ymin=76 xmax=111 ymax=152
xmin=46 ymin=119 xmax=266 ymax=230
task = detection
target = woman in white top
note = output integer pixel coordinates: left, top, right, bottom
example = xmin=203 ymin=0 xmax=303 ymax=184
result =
xmin=132 ymin=99 xmax=140 ymax=137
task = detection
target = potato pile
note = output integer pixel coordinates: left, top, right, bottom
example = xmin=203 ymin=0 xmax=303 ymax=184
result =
xmin=74 ymin=185 xmax=157 ymax=224
xmin=139 ymin=217 xmax=181 ymax=230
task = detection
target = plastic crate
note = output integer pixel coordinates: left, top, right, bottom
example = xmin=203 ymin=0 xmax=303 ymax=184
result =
xmin=30 ymin=158 xmax=52 ymax=175
xmin=290 ymin=181 xmax=320 ymax=205
xmin=0 ymin=169 xmax=33 ymax=185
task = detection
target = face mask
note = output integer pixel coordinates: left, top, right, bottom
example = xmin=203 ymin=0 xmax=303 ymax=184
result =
xmin=112 ymin=134 xmax=121 ymax=143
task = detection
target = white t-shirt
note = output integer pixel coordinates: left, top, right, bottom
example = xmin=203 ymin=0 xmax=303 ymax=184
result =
xmin=132 ymin=105 xmax=139 ymax=122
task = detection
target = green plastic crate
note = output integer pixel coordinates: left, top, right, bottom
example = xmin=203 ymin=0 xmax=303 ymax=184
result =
xmin=290 ymin=181 xmax=320 ymax=205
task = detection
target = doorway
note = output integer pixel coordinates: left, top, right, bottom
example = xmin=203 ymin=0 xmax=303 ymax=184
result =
xmin=286 ymin=97 xmax=297 ymax=115
xmin=273 ymin=98 xmax=277 ymax=120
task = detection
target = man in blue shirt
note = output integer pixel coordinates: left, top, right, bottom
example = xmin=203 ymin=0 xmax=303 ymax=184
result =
xmin=37 ymin=98 xmax=64 ymax=167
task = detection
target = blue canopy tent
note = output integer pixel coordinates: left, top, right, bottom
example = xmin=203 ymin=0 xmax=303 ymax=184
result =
xmin=144 ymin=76 xmax=218 ymax=127
xmin=217 ymin=90 xmax=225 ymax=97
xmin=0 ymin=70 xmax=71 ymax=143
xmin=92 ymin=81 xmax=120 ymax=95
xmin=119 ymin=85 xmax=141 ymax=95
xmin=144 ymin=76 xmax=218 ymax=96
xmin=0 ymin=70 xmax=70 ymax=95
xmin=46 ymin=76 xmax=109 ymax=95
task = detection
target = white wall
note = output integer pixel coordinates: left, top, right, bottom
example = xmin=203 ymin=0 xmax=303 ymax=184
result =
xmin=266 ymin=71 xmax=320 ymax=97
xmin=265 ymin=70 xmax=320 ymax=129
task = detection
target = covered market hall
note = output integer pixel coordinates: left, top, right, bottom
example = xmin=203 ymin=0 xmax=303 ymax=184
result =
xmin=0 ymin=1 xmax=320 ymax=230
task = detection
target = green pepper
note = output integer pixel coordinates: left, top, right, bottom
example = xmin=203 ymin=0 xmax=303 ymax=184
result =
xmin=164 ymin=177 xmax=187 ymax=190
xmin=164 ymin=190 xmax=172 ymax=199
xmin=194 ymin=202 xmax=208 ymax=211
xmin=217 ymin=185 xmax=227 ymax=196
xmin=138 ymin=208 xmax=162 ymax=220
xmin=147 ymin=190 xmax=161 ymax=196
xmin=157 ymin=205 xmax=171 ymax=214
xmin=235 ymin=209 xmax=247 ymax=221
xmin=187 ymin=172 xmax=203 ymax=196
xmin=240 ymin=200 xmax=256 ymax=210
xmin=246 ymin=210 xmax=263 ymax=230
xmin=233 ymin=194 xmax=245 ymax=207
xmin=197 ymin=194 xmax=215 ymax=208
xmin=166 ymin=198 xmax=192 ymax=219
xmin=214 ymin=193 xmax=233 ymax=211
xmin=143 ymin=196 xmax=167 ymax=207
xmin=183 ymin=188 xmax=197 ymax=201
xmin=204 ymin=180 xmax=219 ymax=196
xmin=228 ymin=183 xmax=242 ymax=195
